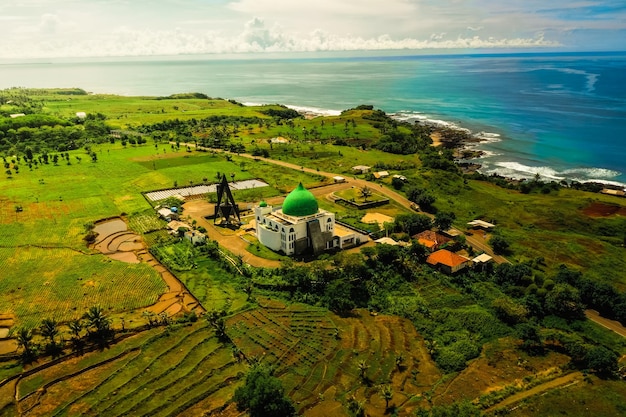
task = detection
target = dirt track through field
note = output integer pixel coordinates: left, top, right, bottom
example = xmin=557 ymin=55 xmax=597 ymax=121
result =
xmin=93 ymin=218 xmax=205 ymax=317
xmin=485 ymin=372 xmax=583 ymax=413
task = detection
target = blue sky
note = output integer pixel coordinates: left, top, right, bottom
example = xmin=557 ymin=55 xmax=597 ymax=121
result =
xmin=0 ymin=0 xmax=624 ymax=58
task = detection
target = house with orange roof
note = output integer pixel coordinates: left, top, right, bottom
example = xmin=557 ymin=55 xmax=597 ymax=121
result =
xmin=426 ymin=249 xmax=470 ymax=274
xmin=412 ymin=230 xmax=451 ymax=252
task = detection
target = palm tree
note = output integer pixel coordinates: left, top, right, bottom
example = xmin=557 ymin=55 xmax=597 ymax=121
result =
xmin=357 ymin=360 xmax=369 ymax=381
xmin=40 ymin=318 xmax=59 ymax=345
xmin=40 ymin=318 xmax=60 ymax=355
xmin=83 ymin=306 xmax=109 ymax=333
xmin=380 ymin=385 xmax=393 ymax=410
xmin=68 ymin=319 xmax=83 ymax=339
xmin=68 ymin=319 xmax=84 ymax=354
xmin=16 ymin=328 xmax=34 ymax=355
xmin=83 ymin=306 xmax=112 ymax=346
xmin=395 ymin=353 xmax=405 ymax=371
xmin=347 ymin=395 xmax=365 ymax=417
xmin=212 ymin=317 xmax=228 ymax=342
xmin=359 ymin=186 xmax=372 ymax=202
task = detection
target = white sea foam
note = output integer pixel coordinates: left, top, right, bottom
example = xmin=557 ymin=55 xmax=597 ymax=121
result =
xmin=285 ymin=105 xmax=342 ymax=117
xmin=561 ymin=167 xmax=621 ymax=179
xmin=390 ymin=111 xmax=471 ymax=133
xmin=243 ymin=102 xmax=341 ymax=117
xmin=481 ymin=161 xmax=625 ymax=187
xmin=474 ymin=132 xmax=502 ymax=143
xmin=242 ymin=101 xmax=266 ymax=107
xmin=477 ymin=150 xmax=501 ymax=158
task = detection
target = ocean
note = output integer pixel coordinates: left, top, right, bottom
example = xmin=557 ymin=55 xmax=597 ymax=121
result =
xmin=2 ymin=51 xmax=625 ymax=186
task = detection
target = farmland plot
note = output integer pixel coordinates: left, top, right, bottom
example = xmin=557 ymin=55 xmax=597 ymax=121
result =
xmin=13 ymin=322 xmax=245 ymax=417
xmin=226 ymin=302 xmax=441 ymax=415
xmin=0 ymin=247 xmax=166 ymax=328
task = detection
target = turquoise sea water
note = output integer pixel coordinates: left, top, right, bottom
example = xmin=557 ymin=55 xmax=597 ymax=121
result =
xmin=1 ymin=51 xmax=625 ymax=185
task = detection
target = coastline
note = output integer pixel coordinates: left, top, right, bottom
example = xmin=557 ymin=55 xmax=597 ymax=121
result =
xmin=282 ymin=104 xmax=625 ymax=190
xmin=389 ymin=110 xmax=626 ymax=190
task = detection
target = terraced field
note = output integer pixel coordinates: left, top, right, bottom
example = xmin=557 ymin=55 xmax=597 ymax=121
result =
xmin=226 ymin=301 xmax=442 ymax=416
xmin=7 ymin=322 xmax=245 ymax=417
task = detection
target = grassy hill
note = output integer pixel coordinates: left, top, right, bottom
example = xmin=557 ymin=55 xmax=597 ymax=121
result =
xmin=1 ymin=89 xmax=625 ymax=417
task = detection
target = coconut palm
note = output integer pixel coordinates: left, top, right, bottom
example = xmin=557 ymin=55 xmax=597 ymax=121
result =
xmin=16 ymin=328 xmax=34 ymax=355
xmin=395 ymin=353 xmax=405 ymax=371
xmin=40 ymin=318 xmax=61 ymax=355
xmin=359 ymin=186 xmax=372 ymax=202
xmin=40 ymin=318 xmax=59 ymax=345
xmin=68 ymin=319 xmax=85 ymax=354
xmin=83 ymin=306 xmax=110 ymax=334
xmin=83 ymin=306 xmax=112 ymax=346
xmin=357 ymin=360 xmax=369 ymax=381
xmin=68 ymin=319 xmax=83 ymax=339
xmin=380 ymin=385 xmax=393 ymax=410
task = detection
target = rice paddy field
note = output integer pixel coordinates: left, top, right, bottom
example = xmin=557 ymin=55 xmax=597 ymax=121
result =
xmin=1 ymin=91 xmax=626 ymax=417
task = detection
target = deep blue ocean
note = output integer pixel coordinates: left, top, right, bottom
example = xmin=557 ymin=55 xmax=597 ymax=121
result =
xmin=2 ymin=51 xmax=625 ymax=186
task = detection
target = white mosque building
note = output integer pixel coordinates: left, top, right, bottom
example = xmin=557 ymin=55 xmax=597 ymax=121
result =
xmin=254 ymin=183 xmax=366 ymax=256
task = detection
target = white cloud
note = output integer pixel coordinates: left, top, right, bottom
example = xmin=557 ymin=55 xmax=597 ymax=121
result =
xmin=0 ymin=17 xmax=560 ymax=59
xmin=0 ymin=0 xmax=623 ymax=58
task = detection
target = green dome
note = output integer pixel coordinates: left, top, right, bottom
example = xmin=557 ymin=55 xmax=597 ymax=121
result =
xmin=259 ymin=200 xmax=268 ymax=207
xmin=282 ymin=183 xmax=318 ymax=217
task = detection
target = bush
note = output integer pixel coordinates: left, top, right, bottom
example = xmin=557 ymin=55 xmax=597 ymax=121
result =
xmin=490 ymin=235 xmax=510 ymax=255
xmin=234 ymin=365 xmax=296 ymax=417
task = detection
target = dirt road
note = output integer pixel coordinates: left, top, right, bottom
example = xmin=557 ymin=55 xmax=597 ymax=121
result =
xmin=212 ymin=148 xmax=505 ymax=261
xmin=585 ymin=310 xmax=626 ymax=338
xmin=484 ymin=372 xmax=582 ymax=413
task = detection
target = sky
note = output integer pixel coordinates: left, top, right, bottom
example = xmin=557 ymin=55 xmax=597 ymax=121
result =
xmin=0 ymin=0 xmax=624 ymax=59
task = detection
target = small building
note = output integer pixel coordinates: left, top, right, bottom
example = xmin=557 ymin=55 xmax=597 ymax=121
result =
xmin=472 ymin=253 xmax=493 ymax=271
xmin=426 ymin=249 xmax=470 ymax=274
xmin=442 ymin=228 xmax=462 ymax=238
xmin=600 ymin=188 xmax=626 ymax=197
xmin=184 ymin=230 xmax=207 ymax=245
xmin=374 ymin=237 xmax=409 ymax=246
xmin=255 ymin=183 xmax=361 ymax=256
xmin=167 ymin=220 xmax=190 ymax=231
xmin=412 ymin=230 xmax=451 ymax=252
xmin=333 ymin=176 xmax=346 ymax=183
xmin=392 ymin=174 xmax=407 ymax=182
xmin=352 ymin=165 xmax=371 ymax=174
xmin=373 ymin=171 xmax=390 ymax=179
xmin=270 ymin=136 xmax=290 ymax=144
xmin=467 ymin=220 xmax=496 ymax=230
xmin=9 ymin=113 xmax=26 ymax=118
xmin=158 ymin=207 xmax=179 ymax=222
xmin=76 ymin=112 xmax=87 ymax=119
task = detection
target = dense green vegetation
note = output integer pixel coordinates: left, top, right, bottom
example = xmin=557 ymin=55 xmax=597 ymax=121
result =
xmin=1 ymin=88 xmax=625 ymax=416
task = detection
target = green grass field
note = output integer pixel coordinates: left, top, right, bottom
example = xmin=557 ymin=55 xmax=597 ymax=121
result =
xmin=8 ymin=322 xmax=246 ymax=417
xmin=2 ymin=90 xmax=626 ymax=417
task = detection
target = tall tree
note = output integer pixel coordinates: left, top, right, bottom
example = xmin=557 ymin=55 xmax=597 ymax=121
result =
xmin=380 ymin=385 xmax=393 ymax=410
xmin=233 ymin=365 xmax=296 ymax=417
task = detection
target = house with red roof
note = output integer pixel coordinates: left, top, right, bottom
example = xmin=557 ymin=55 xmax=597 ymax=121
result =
xmin=426 ymin=249 xmax=470 ymax=274
xmin=412 ymin=230 xmax=451 ymax=252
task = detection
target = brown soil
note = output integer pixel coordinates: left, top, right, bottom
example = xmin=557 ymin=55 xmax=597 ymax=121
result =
xmin=92 ymin=218 xmax=204 ymax=318
xmin=432 ymin=337 xmax=570 ymax=407
xmin=485 ymin=371 xmax=583 ymax=413
xmin=582 ymin=201 xmax=626 ymax=217
xmin=227 ymin=306 xmax=441 ymax=417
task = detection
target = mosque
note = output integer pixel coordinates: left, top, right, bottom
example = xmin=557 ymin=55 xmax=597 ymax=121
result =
xmin=254 ymin=183 xmax=365 ymax=256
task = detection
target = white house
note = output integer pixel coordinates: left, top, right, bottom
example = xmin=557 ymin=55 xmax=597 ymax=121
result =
xmin=254 ymin=183 xmax=363 ymax=255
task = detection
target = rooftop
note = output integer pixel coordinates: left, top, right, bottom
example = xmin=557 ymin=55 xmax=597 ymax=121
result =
xmin=426 ymin=249 xmax=470 ymax=268
xmin=282 ymin=183 xmax=319 ymax=217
